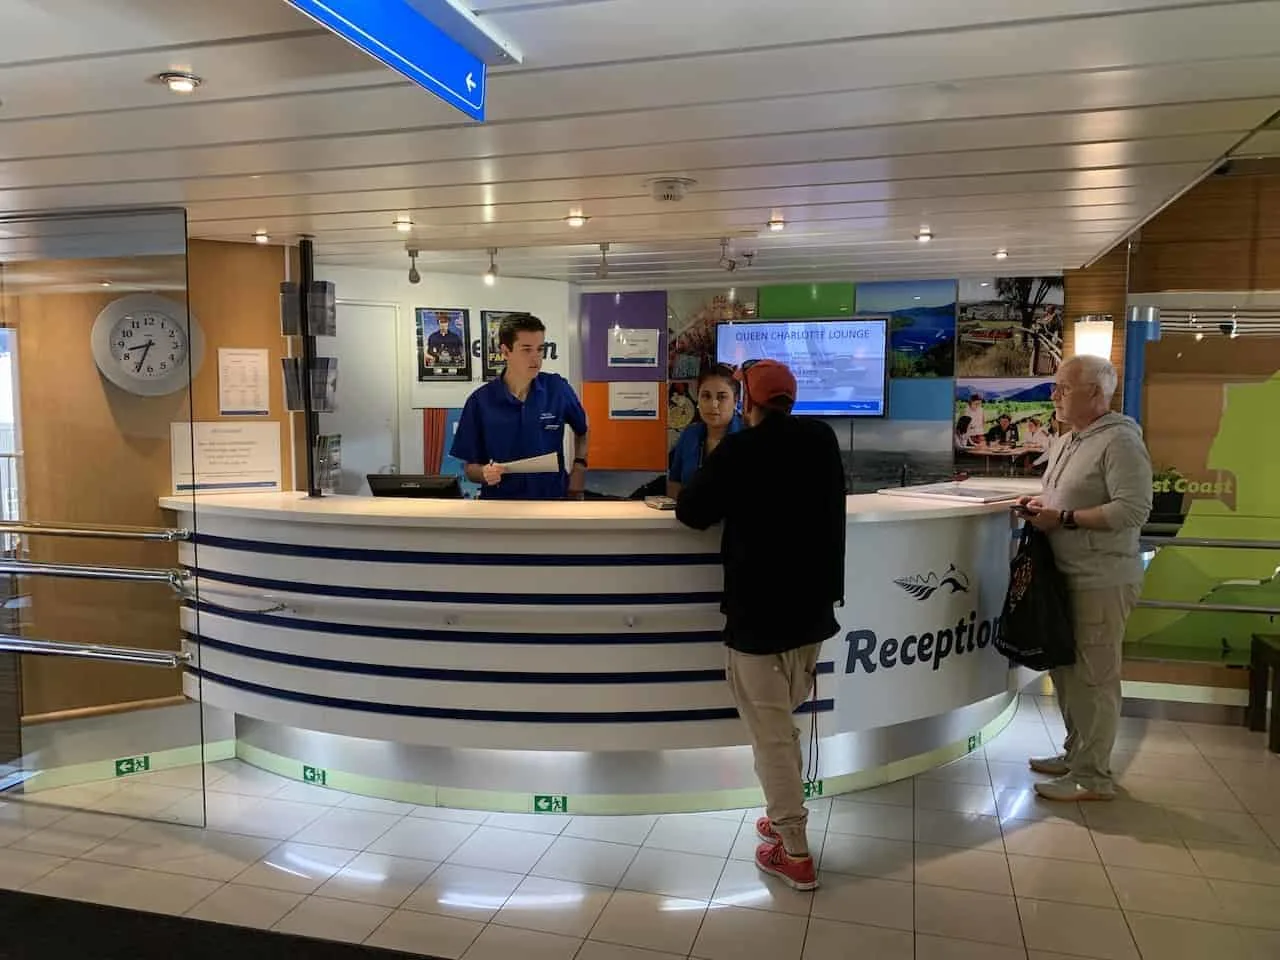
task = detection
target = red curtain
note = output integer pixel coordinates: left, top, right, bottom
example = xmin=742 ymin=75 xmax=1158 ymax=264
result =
xmin=422 ymin=408 xmax=447 ymax=474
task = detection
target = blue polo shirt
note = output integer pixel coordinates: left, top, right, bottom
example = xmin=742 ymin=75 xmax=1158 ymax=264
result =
xmin=451 ymin=373 xmax=589 ymax=500
xmin=668 ymin=415 xmax=743 ymax=487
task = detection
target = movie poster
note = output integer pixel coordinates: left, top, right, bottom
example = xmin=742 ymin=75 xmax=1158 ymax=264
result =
xmin=415 ymin=308 xmax=472 ymax=382
xmin=480 ymin=310 xmax=526 ymax=381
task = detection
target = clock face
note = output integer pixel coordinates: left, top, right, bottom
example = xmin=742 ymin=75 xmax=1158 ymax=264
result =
xmin=109 ymin=311 xmax=189 ymax=381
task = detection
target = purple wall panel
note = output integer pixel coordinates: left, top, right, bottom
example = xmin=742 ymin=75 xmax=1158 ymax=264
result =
xmin=580 ymin=290 xmax=668 ymax=382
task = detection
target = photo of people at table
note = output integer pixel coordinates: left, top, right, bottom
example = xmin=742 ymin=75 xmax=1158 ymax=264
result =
xmin=953 ymin=378 xmax=1057 ymax=475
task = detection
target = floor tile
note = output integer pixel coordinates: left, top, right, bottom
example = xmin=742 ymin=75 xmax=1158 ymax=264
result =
xmin=80 ymin=822 xmax=278 ymax=881
xmin=800 ymin=918 xmax=913 ymax=960
xmin=1208 ymin=877 xmax=1280 ymax=930
xmin=729 ymin=820 xmax=766 ymax=861
xmin=446 ymin=826 xmax=556 ymax=874
xmin=988 ymin=760 xmax=1045 ymax=791
xmin=711 ymin=856 xmax=813 ymax=917
xmin=338 ymin=794 xmax=417 ymax=816
xmin=26 ymin=859 xmax=220 ymax=916
xmin=232 ymin=841 xmax=357 ymax=894
xmin=826 ymin=801 xmax=914 ymax=841
xmin=915 ymin=810 xmax=1004 ymax=852
xmin=493 ymin=874 xmax=612 ymax=938
xmin=1002 ymin=819 xmax=1099 ymax=863
xmin=463 ymin=923 xmax=581 ymax=960
xmin=0 ymin=801 xmax=68 ymax=845
xmin=368 ymin=817 xmax=478 ymax=862
xmin=1017 ymin=899 xmax=1138 ymax=959
xmin=692 ymin=903 xmax=807 ymax=960
xmin=920 ymin=756 xmax=993 ymax=786
xmin=411 ymin=806 xmax=490 ymax=825
xmin=915 ymin=886 xmax=1022 ymax=947
xmin=0 ymin=850 xmax=67 ymax=890
xmin=364 ymin=908 xmax=483 ymax=958
xmin=1165 ymin=806 xmax=1274 ymax=847
xmin=10 ymin=811 xmax=136 ymax=858
xmin=289 ymin=808 xmax=402 ymax=849
xmin=93 ymin=784 xmax=194 ymax=818
xmin=1007 ymin=855 xmax=1118 ymax=908
xmin=483 ymin=812 xmax=572 ymax=836
xmin=643 ymin=814 xmax=739 ymax=859
xmin=185 ymin=882 xmax=304 ymax=929
xmin=588 ymin=889 xmax=707 ymax=956
xmin=195 ymin=794 xmax=328 ymax=840
xmin=314 ymin=851 xmax=439 ymax=908
xmin=818 ymin=833 xmax=914 ymax=882
xmin=1121 ymin=775 xmax=1244 ymax=812
xmin=810 ymin=874 xmax=913 ymax=931
xmin=272 ymin=895 xmax=391 ymax=944
xmin=1092 ymin=833 xmax=1199 ymax=875
xmin=561 ymin=815 xmax=656 ymax=846
xmin=1106 ymin=865 xmax=1226 ymax=923
xmin=401 ymin=863 xmax=524 ymax=921
xmin=1237 ymin=926 xmax=1280 ymax=959
xmin=1080 ymin=800 xmax=1179 ymax=840
xmin=272 ymin=781 xmax=348 ymax=806
xmin=915 ymin=935 xmax=1029 ymax=960
xmin=995 ymin=788 xmax=1085 ymax=826
xmin=1125 ymin=913 xmax=1248 ymax=960
xmin=915 ymin=780 xmax=999 ymax=816
xmin=131 ymin=764 xmax=228 ymax=791
xmin=576 ymin=942 xmax=685 ymax=960
xmin=1188 ymin=840 xmax=1280 ymax=886
xmin=840 ymin=780 xmax=914 ymax=807
xmin=207 ymin=760 xmax=288 ymax=797
xmin=618 ymin=847 xmax=727 ymax=901
xmin=532 ymin=835 xmax=638 ymax=887
xmin=915 ymin=844 xmax=1013 ymax=895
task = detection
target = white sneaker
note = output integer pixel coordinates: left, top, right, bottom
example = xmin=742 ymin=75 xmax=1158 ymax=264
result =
xmin=1034 ymin=775 xmax=1114 ymax=802
xmin=1028 ymin=754 xmax=1070 ymax=776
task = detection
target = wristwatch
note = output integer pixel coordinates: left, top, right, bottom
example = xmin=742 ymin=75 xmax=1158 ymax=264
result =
xmin=1061 ymin=510 xmax=1078 ymax=530
xmin=573 ymin=457 xmax=588 ymax=469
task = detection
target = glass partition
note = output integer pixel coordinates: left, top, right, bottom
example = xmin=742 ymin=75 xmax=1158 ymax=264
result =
xmin=0 ymin=209 xmax=209 ymax=827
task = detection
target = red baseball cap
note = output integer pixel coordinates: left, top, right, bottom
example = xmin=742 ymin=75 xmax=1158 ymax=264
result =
xmin=736 ymin=359 xmax=797 ymax=409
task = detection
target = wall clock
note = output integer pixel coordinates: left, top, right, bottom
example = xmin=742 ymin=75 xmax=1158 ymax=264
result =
xmin=90 ymin=294 xmax=205 ymax=397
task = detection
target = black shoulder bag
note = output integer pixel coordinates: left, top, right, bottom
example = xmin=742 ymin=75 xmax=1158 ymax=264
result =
xmin=995 ymin=525 xmax=1075 ymax=671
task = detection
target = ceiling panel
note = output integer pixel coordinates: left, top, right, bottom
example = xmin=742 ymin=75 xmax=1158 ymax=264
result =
xmin=1 ymin=0 xmax=1279 ymax=283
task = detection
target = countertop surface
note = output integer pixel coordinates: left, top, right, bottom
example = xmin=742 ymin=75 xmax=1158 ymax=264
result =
xmin=160 ymin=479 xmax=1041 ymax=530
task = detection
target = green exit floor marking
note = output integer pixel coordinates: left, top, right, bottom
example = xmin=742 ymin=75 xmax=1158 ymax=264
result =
xmin=534 ymin=795 xmax=567 ymax=813
xmin=967 ymin=731 xmax=984 ymax=752
xmin=303 ymin=765 xmax=327 ymax=786
xmin=114 ymin=755 xmax=151 ymax=777
xmin=803 ymin=780 xmax=824 ymax=799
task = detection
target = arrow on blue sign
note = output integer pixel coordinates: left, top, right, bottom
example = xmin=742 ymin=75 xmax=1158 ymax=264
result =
xmin=283 ymin=0 xmax=488 ymax=121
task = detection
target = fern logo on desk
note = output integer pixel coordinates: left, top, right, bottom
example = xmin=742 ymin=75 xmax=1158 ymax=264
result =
xmin=894 ymin=564 xmax=970 ymax=601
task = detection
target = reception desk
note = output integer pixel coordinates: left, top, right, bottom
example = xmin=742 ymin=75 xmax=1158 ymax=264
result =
xmin=160 ymin=486 xmax=1036 ymax=813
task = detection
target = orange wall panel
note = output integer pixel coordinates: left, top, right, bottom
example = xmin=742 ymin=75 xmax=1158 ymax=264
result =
xmin=581 ymin=382 xmax=667 ymax=472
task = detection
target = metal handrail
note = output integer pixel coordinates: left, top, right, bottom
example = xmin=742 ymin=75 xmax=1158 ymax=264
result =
xmin=0 ymin=635 xmax=190 ymax=668
xmin=0 ymin=560 xmax=188 ymax=591
xmin=1142 ymin=536 xmax=1280 ymax=551
xmin=0 ymin=522 xmax=188 ymax=542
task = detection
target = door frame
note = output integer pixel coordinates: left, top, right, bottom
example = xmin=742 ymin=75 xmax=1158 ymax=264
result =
xmin=334 ymin=298 xmax=404 ymax=477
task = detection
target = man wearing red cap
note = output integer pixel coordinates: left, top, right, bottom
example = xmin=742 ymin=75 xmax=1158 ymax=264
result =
xmin=675 ymin=359 xmax=846 ymax=891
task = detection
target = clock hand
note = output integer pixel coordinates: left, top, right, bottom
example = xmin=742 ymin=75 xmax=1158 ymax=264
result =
xmin=133 ymin=341 xmax=156 ymax=373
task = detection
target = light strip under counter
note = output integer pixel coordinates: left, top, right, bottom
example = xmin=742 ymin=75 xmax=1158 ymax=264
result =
xmin=162 ymin=486 xmax=1035 ymax=810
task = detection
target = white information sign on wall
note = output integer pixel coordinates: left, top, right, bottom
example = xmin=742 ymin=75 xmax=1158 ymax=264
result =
xmin=607 ymin=327 xmax=660 ymax=368
xmin=218 ymin=347 xmax=271 ymax=416
xmin=608 ymin=382 xmax=660 ymax=420
xmin=170 ymin=421 xmax=282 ymax=494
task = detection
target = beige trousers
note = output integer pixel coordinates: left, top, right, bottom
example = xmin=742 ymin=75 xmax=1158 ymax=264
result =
xmin=1049 ymin=583 xmax=1141 ymax=793
xmin=725 ymin=643 xmax=822 ymax=857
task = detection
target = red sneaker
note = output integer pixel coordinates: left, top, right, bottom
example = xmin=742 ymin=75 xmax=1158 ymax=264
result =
xmin=755 ymin=840 xmax=818 ymax=891
xmin=755 ymin=816 xmax=780 ymax=844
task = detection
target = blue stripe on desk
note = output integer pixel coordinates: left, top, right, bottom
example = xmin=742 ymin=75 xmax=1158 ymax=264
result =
xmin=188 ymin=600 xmax=724 ymax=645
xmin=189 ymin=666 xmax=834 ymax=724
xmin=191 ymin=569 xmax=720 ymax=606
xmin=191 ymin=533 xmax=720 ymax=568
xmin=187 ymin=630 xmax=836 ymax=684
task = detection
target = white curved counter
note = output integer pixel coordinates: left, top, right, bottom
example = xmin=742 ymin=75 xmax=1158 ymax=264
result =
xmin=161 ymin=483 xmax=1038 ymax=813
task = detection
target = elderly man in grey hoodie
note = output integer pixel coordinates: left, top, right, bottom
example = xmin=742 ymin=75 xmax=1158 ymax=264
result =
xmin=1019 ymin=355 xmax=1153 ymax=802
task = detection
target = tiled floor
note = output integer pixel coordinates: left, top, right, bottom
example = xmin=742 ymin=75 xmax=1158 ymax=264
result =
xmin=3 ymin=694 xmax=1280 ymax=959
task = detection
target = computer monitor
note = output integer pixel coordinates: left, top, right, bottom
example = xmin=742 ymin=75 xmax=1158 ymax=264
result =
xmin=366 ymin=474 xmax=462 ymax=499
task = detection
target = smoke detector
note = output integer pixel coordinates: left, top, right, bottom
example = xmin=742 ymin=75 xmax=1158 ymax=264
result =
xmin=646 ymin=177 xmax=696 ymax=202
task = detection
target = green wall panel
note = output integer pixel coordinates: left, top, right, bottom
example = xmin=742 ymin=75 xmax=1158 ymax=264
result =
xmin=758 ymin=283 xmax=855 ymax=319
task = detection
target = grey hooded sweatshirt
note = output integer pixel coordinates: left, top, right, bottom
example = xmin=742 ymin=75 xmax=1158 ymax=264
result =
xmin=1039 ymin=412 xmax=1153 ymax=590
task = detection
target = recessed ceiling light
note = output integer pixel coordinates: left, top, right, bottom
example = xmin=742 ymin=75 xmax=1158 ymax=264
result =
xmin=994 ymin=248 xmax=1009 ymax=260
xmin=767 ymin=218 xmax=785 ymax=233
xmin=155 ymin=71 xmax=202 ymax=94
xmin=1195 ymin=332 xmax=1205 ymax=342
xmin=253 ymin=230 xmax=270 ymax=245
xmin=915 ymin=228 xmax=933 ymax=243
xmin=980 ymin=281 xmax=990 ymax=287
xmin=393 ymin=215 xmax=414 ymax=233
xmin=564 ymin=213 xmax=589 ymax=228
xmin=100 ymin=281 xmax=112 ymax=288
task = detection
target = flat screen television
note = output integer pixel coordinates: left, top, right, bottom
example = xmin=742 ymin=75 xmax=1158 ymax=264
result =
xmin=715 ymin=317 xmax=889 ymax=417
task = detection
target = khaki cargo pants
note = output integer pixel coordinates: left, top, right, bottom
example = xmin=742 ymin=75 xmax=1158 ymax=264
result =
xmin=725 ymin=643 xmax=822 ymax=857
xmin=1050 ymin=583 xmax=1141 ymax=793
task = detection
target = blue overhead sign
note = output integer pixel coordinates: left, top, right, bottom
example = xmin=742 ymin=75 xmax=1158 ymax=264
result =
xmin=283 ymin=0 xmax=487 ymax=121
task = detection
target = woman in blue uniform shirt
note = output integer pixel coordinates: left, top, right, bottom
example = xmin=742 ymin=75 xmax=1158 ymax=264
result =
xmin=667 ymin=364 xmax=742 ymax=498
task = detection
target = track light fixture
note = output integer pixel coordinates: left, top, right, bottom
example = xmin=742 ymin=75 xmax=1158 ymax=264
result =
xmin=916 ymin=227 xmax=933 ymax=243
xmin=393 ymin=215 xmax=414 ymax=233
xmin=596 ymin=243 xmax=611 ymax=280
xmin=407 ymin=247 xmax=421 ymax=285
xmin=484 ymin=248 xmax=499 ymax=286
xmin=719 ymin=238 xmax=739 ymax=272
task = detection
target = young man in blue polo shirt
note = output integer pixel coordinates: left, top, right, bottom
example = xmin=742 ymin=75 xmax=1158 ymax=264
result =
xmin=451 ymin=314 xmax=590 ymax=500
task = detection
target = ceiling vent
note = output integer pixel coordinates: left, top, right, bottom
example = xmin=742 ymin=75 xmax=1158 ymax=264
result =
xmin=647 ymin=177 xmax=696 ymax=202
